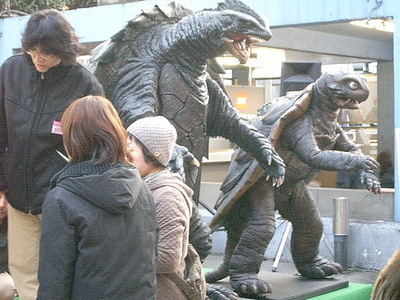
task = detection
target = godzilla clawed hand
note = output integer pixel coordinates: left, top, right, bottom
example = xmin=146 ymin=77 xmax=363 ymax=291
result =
xmin=260 ymin=146 xmax=285 ymax=187
xmin=358 ymin=169 xmax=381 ymax=194
xmin=207 ymin=284 xmax=239 ymax=300
xmin=357 ymin=155 xmax=380 ymax=172
xmin=168 ymin=143 xmax=199 ymax=183
xmin=296 ymin=256 xmax=343 ymax=279
xmin=230 ymin=273 xmax=272 ymax=299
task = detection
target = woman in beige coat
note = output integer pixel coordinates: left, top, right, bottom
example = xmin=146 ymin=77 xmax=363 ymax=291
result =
xmin=128 ymin=116 xmax=193 ymax=300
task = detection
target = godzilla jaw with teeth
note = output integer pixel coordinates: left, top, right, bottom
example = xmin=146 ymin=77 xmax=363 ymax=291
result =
xmin=217 ymin=7 xmax=272 ymax=65
xmin=223 ymin=35 xmax=265 ymax=64
xmin=337 ymin=97 xmax=362 ymax=109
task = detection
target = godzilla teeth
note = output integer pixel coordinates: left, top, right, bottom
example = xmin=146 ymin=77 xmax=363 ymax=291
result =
xmin=233 ymin=39 xmax=247 ymax=51
xmin=248 ymin=37 xmax=263 ymax=44
xmin=222 ymin=37 xmax=234 ymax=45
xmin=343 ymin=98 xmax=361 ymax=106
xmin=239 ymin=40 xmax=246 ymax=50
xmin=240 ymin=49 xmax=249 ymax=57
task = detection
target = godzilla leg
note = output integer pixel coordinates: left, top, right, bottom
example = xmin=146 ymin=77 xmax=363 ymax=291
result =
xmin=206 ymin=204 xmax=245 ymax=283
xmin=228 ymin=181 xmax=276 ymax=298
xmin=279 ymin=182 xmax=342 ymax=279
xmin=189 ymin=203 xmax=213 ymax=262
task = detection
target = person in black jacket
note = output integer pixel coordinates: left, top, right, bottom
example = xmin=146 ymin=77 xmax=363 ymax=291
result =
xmin=37 ymin=95 xmax=158 ymax=299
xmin=0 ymin=9 xmax=104 ymax=299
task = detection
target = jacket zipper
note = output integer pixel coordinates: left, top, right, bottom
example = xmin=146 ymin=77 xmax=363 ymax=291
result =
xmin=24 ymin=72 xmax=46 ymax=213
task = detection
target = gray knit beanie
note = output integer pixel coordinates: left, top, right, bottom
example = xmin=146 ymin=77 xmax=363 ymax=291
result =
xmin=127 ymin=116 xmax=177 ymax=166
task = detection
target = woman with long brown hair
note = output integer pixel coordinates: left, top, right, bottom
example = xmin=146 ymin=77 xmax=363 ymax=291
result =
xmin=37 ymin=95 xmax=158 ymax=300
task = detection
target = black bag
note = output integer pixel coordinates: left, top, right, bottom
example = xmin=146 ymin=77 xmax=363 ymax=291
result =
xmin=166 ymin=243 xmax=206 ymax=300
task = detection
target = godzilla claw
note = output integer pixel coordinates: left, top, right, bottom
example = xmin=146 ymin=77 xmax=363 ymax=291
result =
xmin=272 ymin=173 xmax=285 ymax=187
xmin=358 ymin=169 xmax=381 ymax=194
xmin=207 ymin=284 xmax=239 ymax=300
xmin=358 ymin=155 xmax=380 ymax=172
xmin=230 ymin=274 xmax=273 ymax=299
xmin=296 ymin=256 xmax=343 ymax=279
xmin=267 ymin=154 xmax=272 ymax=166
xmin=260 ymin=147 xmax=285 ymax=187
xmin=168 ymin=143 xmax=199 ymax=183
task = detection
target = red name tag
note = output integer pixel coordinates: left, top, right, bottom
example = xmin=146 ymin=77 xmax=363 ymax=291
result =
xmin=51 ymin=120 xmax=62 ymax=135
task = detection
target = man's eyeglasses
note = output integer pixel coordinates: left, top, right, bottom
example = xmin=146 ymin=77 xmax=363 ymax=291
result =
xmin=26 ymin=49 xmax=54 ymax=61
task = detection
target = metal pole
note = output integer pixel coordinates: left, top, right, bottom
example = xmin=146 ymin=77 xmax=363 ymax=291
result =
xmin=272 ymin=221 xmax=292 ymax=272
xmin=6 ymin=0 xmax=10 ymax=17
xmin=333 ymin=197 xmax=349 ymax=270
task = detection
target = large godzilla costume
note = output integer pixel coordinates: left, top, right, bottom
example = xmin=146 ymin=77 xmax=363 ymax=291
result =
xmin=206 ymin=71 xmax=381 ymax=298
xmin=88 ymin=0 xmax=285 ymax=198
xmin=88 ymin=1 xmax=284 ymax=299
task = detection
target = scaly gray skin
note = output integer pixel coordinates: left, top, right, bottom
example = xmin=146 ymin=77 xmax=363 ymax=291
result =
xmin=89 ymin=1 xmax=285 ymax=199
xmin=206 ymin=71 xmax=381 ymax=299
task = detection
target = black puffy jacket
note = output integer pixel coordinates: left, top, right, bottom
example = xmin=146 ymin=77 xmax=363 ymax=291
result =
xmin=37 ymin=161 xmax=158 ymax=299
xmin=0 ymin=54 xmax=104 ymax=214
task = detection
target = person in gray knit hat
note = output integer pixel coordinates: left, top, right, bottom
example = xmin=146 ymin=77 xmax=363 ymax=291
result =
xmin=127 ymin=116 xmax=177 ymax=167
xmin=127 ymin=116 xmax=203 ymax=300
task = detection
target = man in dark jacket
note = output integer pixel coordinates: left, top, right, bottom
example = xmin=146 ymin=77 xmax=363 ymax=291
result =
xmin=0 ymin=10 xmax=104 ymax=299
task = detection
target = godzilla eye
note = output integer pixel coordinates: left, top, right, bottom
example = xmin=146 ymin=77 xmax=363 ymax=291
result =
xmin=348 ymin=81 xmax=358 ymax=90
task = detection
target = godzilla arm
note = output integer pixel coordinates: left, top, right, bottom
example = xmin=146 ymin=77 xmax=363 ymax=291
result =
xmin=206 ymin=76 xmax=285 ymax=185
xmin=333 ymin=124 xmax=363 ymax=154
xmin=288 ymin=120 xmax=380 ymax=193
xmin=288 ymin=118 xmax=379 ymax=172
xmin=333 ymin=124 xmax=382 ymax=192
xmin=112 ymin=59 xmax=161 ymax=127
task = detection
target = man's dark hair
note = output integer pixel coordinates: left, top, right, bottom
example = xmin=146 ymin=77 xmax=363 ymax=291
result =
xmin=129 ymin=135 xmax=165 ymax=169
xmin=21 ymin=9 xmax=84 ymax=65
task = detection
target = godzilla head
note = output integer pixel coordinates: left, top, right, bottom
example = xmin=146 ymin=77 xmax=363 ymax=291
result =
xmin=316 ymin=71 xmax=370 ymax=110
xmin=214 ymin=0 xmax=272 ymax=64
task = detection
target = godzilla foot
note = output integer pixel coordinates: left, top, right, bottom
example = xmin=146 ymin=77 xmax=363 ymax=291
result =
xmin=207 ymin=284 xmax=239 ymax=300
xmin=206 ymin=264 xmax=230 ymax=283
xmin=230 ymin=273 xmax=272 ymax=299
xmin=296 ymin=255 xmax=343 ymax=279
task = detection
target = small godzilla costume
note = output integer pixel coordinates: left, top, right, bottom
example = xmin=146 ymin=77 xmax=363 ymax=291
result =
xmin=207 ymin=71 xmax=381 ymax=298
xmin=88 ymin=0 xmax=285 ymax=199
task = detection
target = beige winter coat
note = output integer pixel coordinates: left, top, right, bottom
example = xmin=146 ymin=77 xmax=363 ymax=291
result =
xmin=144 ymin=170 xmax=193 ymax=300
